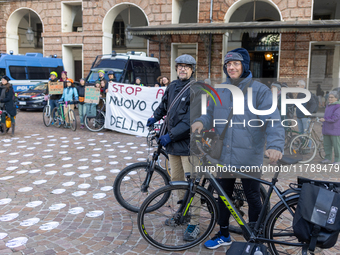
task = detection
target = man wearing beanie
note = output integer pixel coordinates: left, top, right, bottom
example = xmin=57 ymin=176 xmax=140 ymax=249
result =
xmin=192 ymin=48 xmax=284 ymax=249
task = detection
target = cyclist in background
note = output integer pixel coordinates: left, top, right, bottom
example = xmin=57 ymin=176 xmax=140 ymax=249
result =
xmin=46 ymin=71 xmax=64 ymax=119
xmin=58 ymin=79 xmax=78 ymax=127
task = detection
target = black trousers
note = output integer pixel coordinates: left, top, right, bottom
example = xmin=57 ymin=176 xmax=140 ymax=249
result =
xmin=217 ymin=178 xmax=263 ymax=227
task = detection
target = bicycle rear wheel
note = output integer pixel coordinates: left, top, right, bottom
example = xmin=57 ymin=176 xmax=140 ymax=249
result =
xmin=289 ymin=134 xmax=317 ymax=163
xmin=137 ymin=184 xmax=218 ymax=251
xmin=265 ymin=197 xmax=334 ymax=255
xmin=51 ymin=107 xmax=61 ymax=128
xmin=69 ymin=109 xmax=77 ymax=131
xmin=113 ymin=162 xmax=170 ymax=213
xmin=42 ymin=105 xmax=51 ymax=127
xmin=84 ymin=110 xmax=105 ymax=132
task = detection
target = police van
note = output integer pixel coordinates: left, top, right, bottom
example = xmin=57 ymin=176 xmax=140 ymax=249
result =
xmin=0 ymin=52 xmax=64 ymax=92
xmin=86 ymin=51 xmax=161 ymax=86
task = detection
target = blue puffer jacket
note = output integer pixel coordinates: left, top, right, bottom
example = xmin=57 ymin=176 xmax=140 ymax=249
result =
xmin=196 ymin=73 xmax=285 ymax=169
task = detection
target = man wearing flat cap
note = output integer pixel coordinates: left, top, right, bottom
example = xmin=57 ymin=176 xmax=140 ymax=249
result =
xmin=192 ymin=48 xmax=285 ymax=249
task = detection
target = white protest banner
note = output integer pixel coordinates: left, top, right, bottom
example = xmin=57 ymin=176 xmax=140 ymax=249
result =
xmin=105 ymin=83 xmax=165 ymax=137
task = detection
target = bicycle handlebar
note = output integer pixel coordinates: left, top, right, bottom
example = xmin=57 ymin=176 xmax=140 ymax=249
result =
xmin=58 ymin=101 xmax=79 ymax=105
xmin=192 ymin=132 xmax=300 ymax=166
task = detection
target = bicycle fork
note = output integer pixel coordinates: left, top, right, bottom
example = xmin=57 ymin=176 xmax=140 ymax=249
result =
xmin=141 ymin=145 xmax=162 ymax=192
xmin=171 ymin=172 xmax=200 ymax=226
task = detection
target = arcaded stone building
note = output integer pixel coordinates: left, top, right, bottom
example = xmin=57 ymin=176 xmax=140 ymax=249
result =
xmin=0 ymin=0 xmax=340 ymax=92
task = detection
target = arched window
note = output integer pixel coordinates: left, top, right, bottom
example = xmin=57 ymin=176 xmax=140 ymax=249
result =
xmin=173 ymin=0 xmax=198 ymax=24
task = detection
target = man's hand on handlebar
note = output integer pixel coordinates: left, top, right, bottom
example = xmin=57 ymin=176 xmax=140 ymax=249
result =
xmin=191 ymin=121 xmax=203 ymax=133
xmin=265 ymin=149 xmax=282 ymax=163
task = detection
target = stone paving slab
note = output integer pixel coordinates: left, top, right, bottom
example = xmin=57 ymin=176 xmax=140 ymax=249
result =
xmin=0 ymin=110 xmax=338 ymax=254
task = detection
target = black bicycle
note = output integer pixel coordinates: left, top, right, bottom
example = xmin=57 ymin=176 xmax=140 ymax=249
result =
xmin=114 ymin=126 xmax=269 ymax=222
xmin=113 ymin=125 xmax=171 ymax=213
xmin=137 ymin=133 xmax=310 ymax=254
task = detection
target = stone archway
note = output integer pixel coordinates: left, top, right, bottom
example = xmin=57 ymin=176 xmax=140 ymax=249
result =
xmin=6 ymin=8 xmax=44 ymax=55
xmin=222 ymin=0 xmax=282 ymax=80
xmin=102 ymin=3 xmax=149 ymax=54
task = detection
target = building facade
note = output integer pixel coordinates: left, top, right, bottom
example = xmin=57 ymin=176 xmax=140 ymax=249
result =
xmin=1 ymin=0 xmax=340 ymax=92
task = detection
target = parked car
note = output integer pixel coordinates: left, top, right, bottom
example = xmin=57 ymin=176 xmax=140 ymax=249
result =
xmin=86 ymin=51 xmax=161 ymax=87
xmin=16 ymin=82 xmax=48 ymax=111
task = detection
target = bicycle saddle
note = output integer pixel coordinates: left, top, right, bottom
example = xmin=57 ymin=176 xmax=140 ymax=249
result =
xmin=278 ymin=155 xmax=301 ymax=165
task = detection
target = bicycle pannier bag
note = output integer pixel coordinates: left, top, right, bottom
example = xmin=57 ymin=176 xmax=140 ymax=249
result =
xmin=86 ymin=103 xmax=97 ymax=118
xmin=293 ymin=181 xmax=340 ymax=251
xmin=226 ymin=242 xmax=268 ymax=255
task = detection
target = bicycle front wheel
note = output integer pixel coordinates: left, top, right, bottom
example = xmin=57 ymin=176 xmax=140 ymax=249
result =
xmin=157 ymin=149 xmax=171 ymax=176
xmin=69 ymin=109 xmax=77 ymax=131
xmin=113 ymin=162 xmax=170 ymax=213
xmin=137 ymin=184 xmax=218 ymax=251
xmin=289 ymin=134 xmax=317 ymax=163
xmin=42 ymin=105 xmax=51 ymax=127
xmin=51 ymin=107 xmax=61 ymax=128
xmin=84 ymin=110 xmax=105 ymax=132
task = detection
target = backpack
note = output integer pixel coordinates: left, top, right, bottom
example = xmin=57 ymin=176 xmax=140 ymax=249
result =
xmin=308 ymin=93 xmax=319 ymax=113
xmin=293 ymin=177 xmax=340 ymax=252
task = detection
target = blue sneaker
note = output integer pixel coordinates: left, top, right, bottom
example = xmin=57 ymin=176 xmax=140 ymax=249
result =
xmin=204 ymin=231 xmax=232 ymax=249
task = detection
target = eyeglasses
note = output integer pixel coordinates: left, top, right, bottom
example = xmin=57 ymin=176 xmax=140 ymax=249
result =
xmin=177 ymin=64 xmax=191 ymax=70
xmin=225 ymin=62 xmax=241 ymax=68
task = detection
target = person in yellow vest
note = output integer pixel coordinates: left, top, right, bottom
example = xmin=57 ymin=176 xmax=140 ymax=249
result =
xmin=134 ymin=77 xmax=144 ymax=86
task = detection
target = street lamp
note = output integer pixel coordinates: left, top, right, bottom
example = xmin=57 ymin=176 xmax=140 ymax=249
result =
xmin=125 ymin=6 xmax=133 ymax=44
xmin=26 ymin=11 xmax=34 ymax=44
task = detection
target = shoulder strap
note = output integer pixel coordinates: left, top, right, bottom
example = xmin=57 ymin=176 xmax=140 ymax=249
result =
xmin=167 ymin=80 xmax=195 ymax=113
xmin=159 ymin=80 xmax=195 ymax=136
xmin=219 ymin=79 xmax=253 ymax=140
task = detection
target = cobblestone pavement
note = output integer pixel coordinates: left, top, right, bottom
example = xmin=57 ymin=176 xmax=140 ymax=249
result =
xmin=0 ymin=110 xmax=339 ymax=254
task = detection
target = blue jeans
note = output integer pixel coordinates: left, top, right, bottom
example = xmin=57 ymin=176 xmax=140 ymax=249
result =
xmin=297 ymin=117 xmax=311 ymax=147
xmin=78 ymin=103 xmax=86 ymax=124
xmin=297 ymin=117 xmax=310 ymax=134
xmin=50 ymin=99 xmax=59 ymax=118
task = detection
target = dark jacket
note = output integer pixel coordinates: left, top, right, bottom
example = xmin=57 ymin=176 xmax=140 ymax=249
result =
xmin=296 ymin=93 xmax=311 ymax=118
xmin=322 ymin=101 xmax=340 ymax=136
xmin=196 ymin=73 xmax=285 ymax=169
xmin=77 ymin=85 xmax=86 ymax=105
xmin=153 ymin=78 xmax=205 ymax=156
xmin=0 ymin=84 xmax=16 ymax=117
xmin=105 ymin=78 xmax=114 ymax=91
